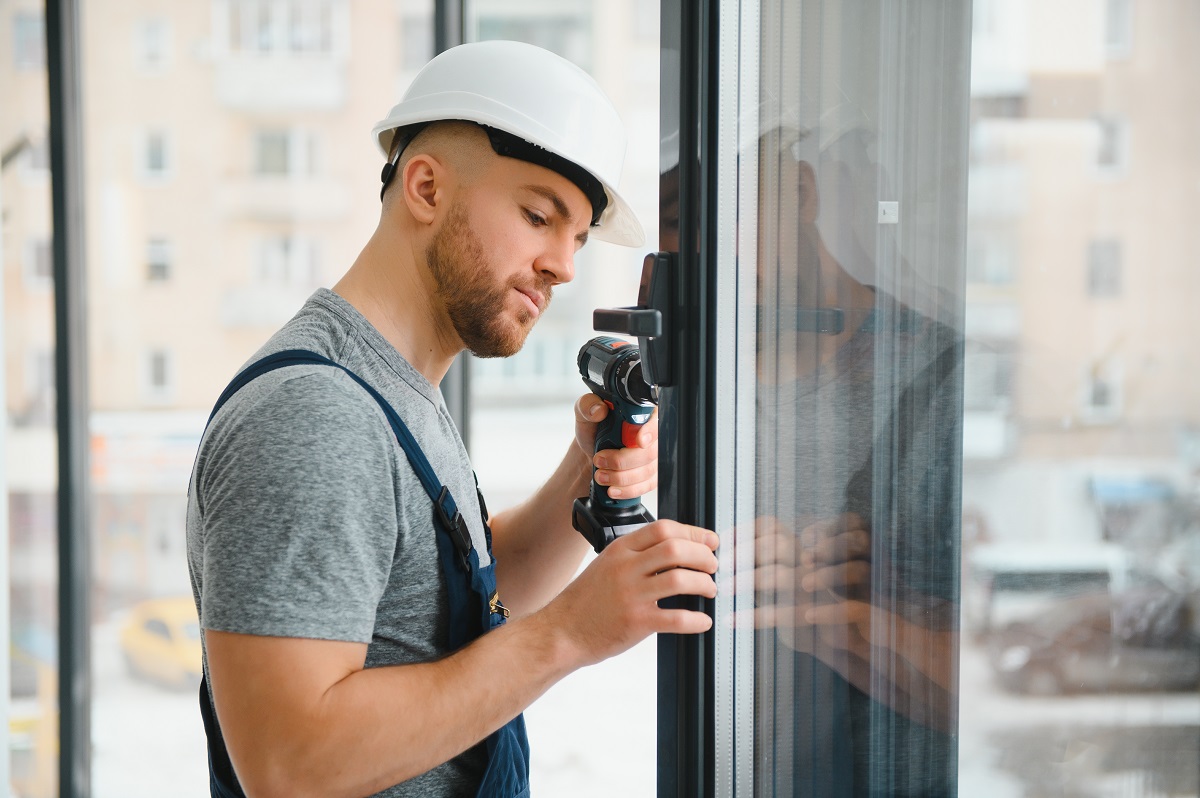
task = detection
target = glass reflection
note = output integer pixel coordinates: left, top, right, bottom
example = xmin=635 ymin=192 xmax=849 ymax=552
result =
xmin=747 ymin=2 xmax=965 ymax=795
xmin=752 ymin=115 xmax=961 ymax=797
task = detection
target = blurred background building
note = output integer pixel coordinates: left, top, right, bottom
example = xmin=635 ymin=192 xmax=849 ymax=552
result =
xmin=962 ymin=0 xmax=1200 ymax=623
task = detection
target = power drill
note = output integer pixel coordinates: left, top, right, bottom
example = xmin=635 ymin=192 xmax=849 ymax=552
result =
xmin=572 ymin=336 xmax=659 ymax=553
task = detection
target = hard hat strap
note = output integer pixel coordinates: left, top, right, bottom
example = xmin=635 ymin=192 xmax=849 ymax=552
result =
xmin=379 ymin=124 xmax=431 ymax=201
xmin=378 ymin=122 xmax=608 ymax=226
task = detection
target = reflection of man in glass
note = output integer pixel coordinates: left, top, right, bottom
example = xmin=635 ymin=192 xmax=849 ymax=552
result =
xmin=752 ymin=110 xmax=962 ymax=796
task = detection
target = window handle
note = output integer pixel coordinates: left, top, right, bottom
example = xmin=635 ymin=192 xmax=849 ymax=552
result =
xmin=593 ymin=251 xmax=675 ymax=387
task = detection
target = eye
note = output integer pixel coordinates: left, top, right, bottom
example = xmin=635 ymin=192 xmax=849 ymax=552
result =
xmin=524 ymin=208 xmax=548 ymax=227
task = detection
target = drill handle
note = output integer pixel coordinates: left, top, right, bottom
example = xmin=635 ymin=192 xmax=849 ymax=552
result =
xmin=591 ymin=402 xmax=646 ymax=510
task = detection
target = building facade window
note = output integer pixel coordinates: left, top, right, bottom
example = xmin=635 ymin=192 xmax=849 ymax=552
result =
xmin=253 ymin=129 xmax=317 ymax=176
xmin=24 ymin=349 xmax=55 ymax=426
xmin=1087 ymin=238 xmax=1122 ymax=297
xmin=12 ymin=11 xmax=45 ymax=70
xmin=256 ymin=235 xmax=318 ymax=287
xmin=229 ymin=0 xmax=337 ymax=55
xmin=24 ymin=134 xmax=50 ymax=173
xmin=143 ymin=348 xmax=176 ymax=403
xmin=1094 ymin=115 xmax=1128 ymax=176
xmin=401 ymin=14 xmax=433 ymax=71
xmin=140 ymin=130 xmax=172 ymax=180
xmin=1082 ymin=360 xmax=1123 ymax=422
xmin=966 ymin=231 xmax=1017 ymax=285
xmin=964 ymin=343 xmax=1016 ymax=412
xmin=24 ymin=237 xmax=52 ymax=290
xmin=135 ymin=17 xmax=172 ymax=71
xmin=470 ymin=2 xmax=593 ymax=71
xmin=146 ymin=238 xmax=172 ymax=282
xmin=1105 ymin=0 xmax=1134 ymax=58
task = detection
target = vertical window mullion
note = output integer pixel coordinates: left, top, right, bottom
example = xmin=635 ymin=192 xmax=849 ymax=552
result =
xmin=45 ymin=0 xmax=92 ymax=795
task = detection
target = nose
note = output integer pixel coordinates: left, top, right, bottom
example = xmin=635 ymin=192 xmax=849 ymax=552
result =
xmin=535 ymin=232 xmax=576 ymax=285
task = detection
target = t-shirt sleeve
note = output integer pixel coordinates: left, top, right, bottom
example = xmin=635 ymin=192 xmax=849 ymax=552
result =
xmin=195 ymin=371 xmax=400 ymax=643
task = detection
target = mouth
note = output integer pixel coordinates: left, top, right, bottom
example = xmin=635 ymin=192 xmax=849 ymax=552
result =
xmin=515 ymin=286 xmax=545 ymax=319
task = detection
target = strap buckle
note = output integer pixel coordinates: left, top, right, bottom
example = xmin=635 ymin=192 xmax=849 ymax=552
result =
xmin=436 ymin=486 xmax=473 ymax=566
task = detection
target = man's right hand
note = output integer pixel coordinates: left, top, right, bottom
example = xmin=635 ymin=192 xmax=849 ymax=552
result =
xmin=541 ymin=519 xmax=719 ymax=667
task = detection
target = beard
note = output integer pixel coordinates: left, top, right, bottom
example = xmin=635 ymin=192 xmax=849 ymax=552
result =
xmin=426 ymin=199 xmax=553 ymax=358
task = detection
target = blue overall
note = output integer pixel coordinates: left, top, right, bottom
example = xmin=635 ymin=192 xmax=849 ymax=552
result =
xmin=197 ymin=349 xmax=531 ymax=798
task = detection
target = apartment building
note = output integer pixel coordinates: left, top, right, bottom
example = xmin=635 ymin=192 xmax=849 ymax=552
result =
xmin=962 ymin=0 xmax=1200 ymax=574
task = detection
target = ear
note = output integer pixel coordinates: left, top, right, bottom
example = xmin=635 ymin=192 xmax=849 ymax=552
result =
xmin=400 ymin=153 xmax=443 ymax=226
xmin=797 ymin=160 xmax=820 ymax=224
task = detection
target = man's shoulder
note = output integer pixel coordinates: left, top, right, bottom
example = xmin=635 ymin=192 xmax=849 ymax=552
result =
xmin=249 ymin=290 xmax=351 ymax=364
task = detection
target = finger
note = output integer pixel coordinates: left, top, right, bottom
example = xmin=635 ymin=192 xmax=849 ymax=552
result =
xmin=633 ymin=413 xmax=658 ymax=448
xmin=604 ymin=475 xmax=662 ymax=501
xmin=574 ymin=393 xmax=609 ymax=424
xmin=600 ymin=476 xmax=658 ymax=502
xmin=640 ymin=537 xmax=720 ymax=577
xmin=597 ymin=475 xmax=657 ymax=501
xmin=800 ymin=560 xmax=871 ymax=592
xmin=593 ymin=458 xmax=656 ymax=487
xmin=653 ymin=608 xmax=713 ymax=635
xmin=619 ymin=520 xmax=719 ymax=553
xmin=649 ymin=567 xmax=718 ymax=602
xmin=593 ymin=442 xmax=656 ymax=472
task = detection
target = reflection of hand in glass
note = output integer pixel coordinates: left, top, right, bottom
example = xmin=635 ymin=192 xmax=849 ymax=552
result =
xmin=753 ymin=513 xmax=957 ymax=733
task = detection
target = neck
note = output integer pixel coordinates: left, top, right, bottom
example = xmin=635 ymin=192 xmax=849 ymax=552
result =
xmin=332 ymin=218 xmax=462 ymax=385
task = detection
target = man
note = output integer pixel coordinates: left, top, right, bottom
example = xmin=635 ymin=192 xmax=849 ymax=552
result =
xmin=186 ymin=41 xmax=719 ymax=798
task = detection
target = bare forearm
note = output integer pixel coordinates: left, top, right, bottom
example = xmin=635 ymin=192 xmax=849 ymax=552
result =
xmin=213 ymin=521 xmax=719 ymax=798
xmin=490 ymin=442 xmax=592 ymax=615
xmin=231 ymin=612 xmax=577 ymax=798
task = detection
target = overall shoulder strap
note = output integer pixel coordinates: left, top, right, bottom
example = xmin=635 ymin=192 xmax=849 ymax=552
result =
xmin=207 ymin=349 xmax=474 ymax=559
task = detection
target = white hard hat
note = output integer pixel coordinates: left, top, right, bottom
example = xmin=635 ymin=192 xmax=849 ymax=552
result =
xmin=372 ymin=40 xmax=644 ymax=247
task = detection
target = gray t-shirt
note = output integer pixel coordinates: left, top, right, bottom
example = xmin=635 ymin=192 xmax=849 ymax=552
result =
xmin=186 ymin=288 xmax=488 ymax=796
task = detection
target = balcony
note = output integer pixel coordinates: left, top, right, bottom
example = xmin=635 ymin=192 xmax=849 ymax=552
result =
xmin=215 ymin=55 xmax=346 ymax=111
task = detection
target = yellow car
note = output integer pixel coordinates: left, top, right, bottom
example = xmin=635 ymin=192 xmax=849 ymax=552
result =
xmin=119 ymin=596 xmax=203 ymax=691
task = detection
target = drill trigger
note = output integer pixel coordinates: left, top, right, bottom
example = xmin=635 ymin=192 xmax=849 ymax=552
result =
xmin=621 ymin=421 xmax=640 ymax=448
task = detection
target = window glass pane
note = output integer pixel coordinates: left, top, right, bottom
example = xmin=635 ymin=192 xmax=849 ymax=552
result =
xmin=3 ymin=3 xmax=60 ymax=795
xmin=463 ymin=1 xmax=660 ymax=794
xmin=80 ymin=2 xmax=432 ymax=794
xmin=738 ymin=1 xmax=1199 ymax=793
xmin=960 ymin=0 xmax=1200 ymax=793
xmin=744 ymin=0 xmax=969 ymax=794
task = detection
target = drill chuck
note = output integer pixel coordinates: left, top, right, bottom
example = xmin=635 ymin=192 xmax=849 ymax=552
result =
xmin=577 ymin=337 xmax=658 ymax=408
xmin=573 ymin=336 xmax=660 ymax=553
